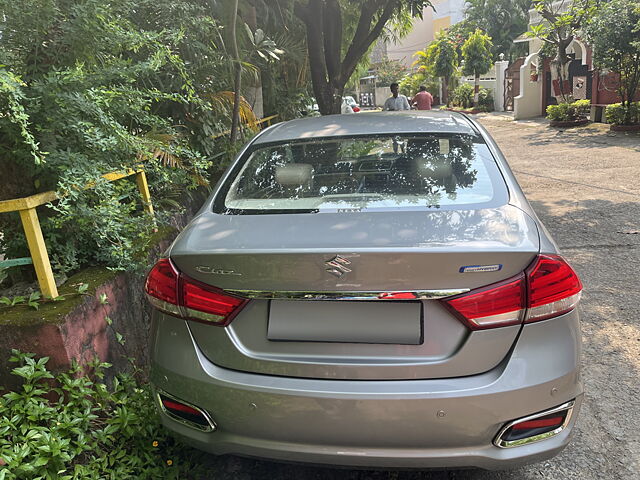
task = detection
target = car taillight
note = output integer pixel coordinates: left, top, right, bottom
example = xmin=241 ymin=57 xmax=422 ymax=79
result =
xmin=525 ymin=254 xmax=582 ymax=323
xmin=442 ymin=254 xmax=582 ymax=330
xmin=145 ymin=258 xmax=247 ymax=326
xmin=181 ymin=277 xmax=247 ymax=325
xmin=442 ymin=274 xmax=526 ymax=329
xmin=144 ymin=259 xmax=181 ymax=317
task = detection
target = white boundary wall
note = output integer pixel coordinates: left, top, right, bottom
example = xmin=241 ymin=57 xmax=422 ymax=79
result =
xmin=458 ymin=59 xmax=510 ymax=111
xmin=514 ymin=52 xmax=542 ymax=119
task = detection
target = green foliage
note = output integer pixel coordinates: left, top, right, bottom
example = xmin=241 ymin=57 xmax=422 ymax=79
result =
xmin=0 ymin=292 xmax=41 ymax=310
xmin=374 ymin=59 xmax=409 ymax=87
xmin=477 ymin=88 xmax=494 ymax=112
xmin=528 ymin=0 xmax=597 ymax=102
xmin=463 ymin=0 xmax=531 ymax=60
xmin=450 ymin=84 xmax=475 ymax=109
xmin=0 ymin=0 xmax=244 ymax=276
xmin=450 ymin=85 xmax=494 ymax=111
xmin=461 ymin=29 xmax=494 ymax=79
xmin=415 ymin=34 xmax=459 ymax=81
xmin=0 ymin=350 xmax=209 ymax=479
xmin=605 ymin=102 xmax=640 ymax=126
xmin=292 ymin=0 xmax=433 ymax=114
xmin=399 ymin=73 xmax=440 ymax=101
xmin=546 ymin=99 xmax=591 ymax=121
xmin=585 ymin=0 xmax=640 ymax=123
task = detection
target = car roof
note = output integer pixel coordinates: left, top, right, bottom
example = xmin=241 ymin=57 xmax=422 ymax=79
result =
xmin=252 ymin=111 xmax=478 ymax=145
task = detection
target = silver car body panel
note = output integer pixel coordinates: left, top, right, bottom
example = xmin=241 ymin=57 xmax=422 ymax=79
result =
xmin=186 ymin=303 xmax=521 ymax=379
xmin=151 ymin=111 xmax=581 ymax=468
xmin=150 ymin=310 xmax=583 ymax=470
xmin=251 ymin=111 xmax=477 ymax=145
xmin=170 ymin=206 xmax=540 ymax=291
xmin=171 ymin=204 xmax=539 ymax=379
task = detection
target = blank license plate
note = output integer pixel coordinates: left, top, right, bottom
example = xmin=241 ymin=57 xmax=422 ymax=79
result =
xmin=268 ymin=300 xmax=422 ymax=345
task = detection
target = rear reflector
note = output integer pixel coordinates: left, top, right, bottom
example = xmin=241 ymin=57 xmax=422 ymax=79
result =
xmin=145 ymin=258 xmax=247 ymax=326
xmin=442 ymin=254 xmax=582 ymax=330
xmin=494 ymin=401 xmax=574 ymax=448
xmin=157 ymin=392 xmax=216 ymax=432
xmin=511 ymin=416 xmax=565 ymax=430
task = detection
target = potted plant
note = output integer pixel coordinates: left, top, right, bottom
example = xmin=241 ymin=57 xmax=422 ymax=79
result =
xmin=530 ymin=65 xmax=539 ymax=82
xmin=605 ymin=102 xmax=640 ymax=131
xmin=546 ymin=99 xmax=591 ymax=127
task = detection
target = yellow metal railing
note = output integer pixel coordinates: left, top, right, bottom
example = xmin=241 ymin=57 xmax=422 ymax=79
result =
xmin=0 ymin=169 xmax=153 ymax=299
xmin=210 ymin=114 xmax=279 ymax=140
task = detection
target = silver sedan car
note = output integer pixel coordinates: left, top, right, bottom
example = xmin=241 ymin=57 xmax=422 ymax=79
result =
xmin=146 ymin=111 xmax=583 ymax=470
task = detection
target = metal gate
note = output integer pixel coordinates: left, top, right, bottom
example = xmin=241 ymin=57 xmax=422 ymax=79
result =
xmin=504 ymin=58 xmax=524 ymax=111
xmin=544 ymin=59 xmax=592 ymax=109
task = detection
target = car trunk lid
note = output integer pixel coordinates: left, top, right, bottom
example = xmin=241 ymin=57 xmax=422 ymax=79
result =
xmin=170 ymin=205 xmax=539 ymax=380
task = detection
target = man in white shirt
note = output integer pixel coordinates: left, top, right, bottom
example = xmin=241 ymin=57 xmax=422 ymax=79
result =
xmin=383 ymin=83 xmax=410 ymax=111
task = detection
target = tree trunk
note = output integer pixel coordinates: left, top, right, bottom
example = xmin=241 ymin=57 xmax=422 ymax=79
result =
xmin=474 ymin=74 xmax=480 ymax=107
xmin=554 ymin=36 xmax=573 ymax=103
xmin=442 ymin=77 xmax=449 ymax=105
xmin=229 ymin=0 xmax=242 ymax=144
xmin=295 ymin=0 xmax=398 ymax=115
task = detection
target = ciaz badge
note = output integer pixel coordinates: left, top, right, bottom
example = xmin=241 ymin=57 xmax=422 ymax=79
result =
xmin=195 ymin=266 xmax=242 ymax=276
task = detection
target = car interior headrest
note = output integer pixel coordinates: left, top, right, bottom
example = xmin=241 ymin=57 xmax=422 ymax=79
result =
xmin=275 ymin=164 xmax=314 ymax=186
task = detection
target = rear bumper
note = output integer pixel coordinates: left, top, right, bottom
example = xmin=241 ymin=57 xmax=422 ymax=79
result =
xmin=150 ymin=311 xmax=583 ymax=470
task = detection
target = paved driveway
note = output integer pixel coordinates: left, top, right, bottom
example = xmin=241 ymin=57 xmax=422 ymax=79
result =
xmin=202 ymin=117 xmax=640 ymax=480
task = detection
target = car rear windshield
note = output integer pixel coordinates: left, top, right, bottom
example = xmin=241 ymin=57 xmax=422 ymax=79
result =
xmin=217 ymin=134 xmax=508 ymax=214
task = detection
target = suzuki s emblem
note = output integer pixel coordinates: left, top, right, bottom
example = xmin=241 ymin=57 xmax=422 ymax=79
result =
xmin=325 ymin=255 xmax=352 ymax=278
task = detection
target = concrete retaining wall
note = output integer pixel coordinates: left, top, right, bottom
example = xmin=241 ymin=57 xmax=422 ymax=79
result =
xmin=0 ymin=192 xmax=207 ymax=390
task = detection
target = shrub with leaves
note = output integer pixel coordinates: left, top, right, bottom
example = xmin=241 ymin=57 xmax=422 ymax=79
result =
xmin=0 ymin=351 xmax=209 ymax=479
xmin=0 ymin=0 xmax=285 ymax=279
xmin=477 ymin=88 xmax=494 ymax=112
xmin=585 ymin=0 xmax=640 ymax=125
xmin=449 ymin=84 xmax=493 ymax=111
xmin=0 ymin=0 xmax=223 ymax=278
xmin=605 ymin=102 xmax=640 ymax=126
xmin=546 ymin=99 xmax=591 ymax=121
xmin=450 ymin=83 xmax=475 ymax=109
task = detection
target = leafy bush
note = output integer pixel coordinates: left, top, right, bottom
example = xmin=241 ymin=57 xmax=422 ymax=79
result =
xmin=546 ymin=99 xmax=591 ymax=121
xmin=605 ymin=102 xmax=640 ymax=125
xmin=449 ymin=84 xmax=493 ymax=111
xmin=477 ymin=88 xmax=494 ymax=112
xmin=450 ymin=83 xmax=475 ymax=109
xmin=0 ymin=351 xmax=209 ymax=479
xmin=0 ymin=0 xmax=221 ymax=277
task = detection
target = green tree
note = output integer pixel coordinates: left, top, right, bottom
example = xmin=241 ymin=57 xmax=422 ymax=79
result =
xmin=464 ymin=0 xmax=531 ymax=60
xmin=528 ymin=0 xmax=597 ymax=102
xmin=293 ymin=0 xmax=433 ymax=114
xmin=461 ymin=29 xmax=494 ymax=107
xmin=414 ymin=33 xmax=458 ymax=105
xmin=0 ymin=0 xmax=234 ymax=276
xmin=585 ymin=0 xmax=640 ymax=125
xmin=374 ymin=58 xmax=409 ymax=87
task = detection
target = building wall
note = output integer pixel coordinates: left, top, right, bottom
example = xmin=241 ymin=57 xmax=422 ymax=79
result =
xmin=386 ymin=7 xmax=434 ymax=67
xmin=432 ymin=16 xmax=451 ymax=37
xmin=432 ymin=0 xmax=465 ymax=28
xmin=386 ymin=0 xmax=466 ymax=68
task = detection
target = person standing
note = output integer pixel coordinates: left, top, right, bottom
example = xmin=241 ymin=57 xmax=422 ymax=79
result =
xmin=412 ymin=85 xmax=434 ymax=110
xmin=383 ymin=83 xmax=410 ymax=111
